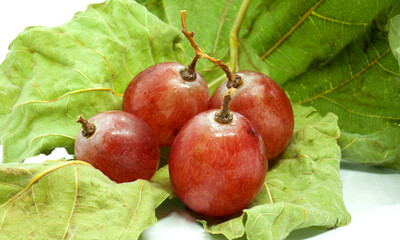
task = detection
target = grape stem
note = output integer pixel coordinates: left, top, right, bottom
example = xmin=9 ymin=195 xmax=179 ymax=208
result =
xmin=215 ymin=88 xmax=237 ymax=124
xmin=77 ymin=115 xmax=96 ymax=138
xmin=180 ymin=10 xmax=242 ymax=88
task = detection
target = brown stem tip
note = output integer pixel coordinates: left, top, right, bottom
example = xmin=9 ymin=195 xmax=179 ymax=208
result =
xmin=215 ymin=88 xmax=237 ymax=124
xmin=179 ymin=66 xmax=197 ymax=81
xmin=77 ymin=114 xmax=96 ymax=138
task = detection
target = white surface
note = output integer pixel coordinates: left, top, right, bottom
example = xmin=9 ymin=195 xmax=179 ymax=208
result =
xmin=1 ymin=1 xmax=400 ymax=240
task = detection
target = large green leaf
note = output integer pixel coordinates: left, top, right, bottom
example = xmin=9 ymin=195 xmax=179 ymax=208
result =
xmin=241 ymin=0 xmax=397 ymax=84
xmin=198 ymin=105 xmax=350 ymax=240
xmin=284 ymin=32 xmax=400 ymax=169
xmin=0 ymin=0 xmax=186 ymax=163
xmin=0 ymin=160 xmax=169 ymax=239
xmin=139 ymin=0 xmax=396 ymax=84
xmin=279 ymin=5 xmax=400 ymax=170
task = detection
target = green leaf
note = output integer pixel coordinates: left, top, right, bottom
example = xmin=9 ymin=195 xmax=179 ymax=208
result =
xmin=197 ymin=105 xmax=350 ymax=240
xmin=198 ymin=215 xmax=245 ymax=239
xmin=141 ymin=0 xmax=397 ymax=84
xmin=0 ymin=160 xmax=169 ymax=239
xmin=284 ymin=32 xmax=400 ymax=170
xmin=241 ymin=0 xmax=397 ymax=84
xmin=0 ymin=0 xmax=186 ymax=163
xmin=150 ymin=164 xmax=173 ymax=195
xmin=389 ymin=14 xmax=400 ymax=66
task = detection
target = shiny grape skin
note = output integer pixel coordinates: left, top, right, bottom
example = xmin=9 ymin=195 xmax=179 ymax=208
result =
xmin=169 ymin=110 xmax=268 ymax=217
xmin=210 ymin=71 xmax=294 ymax=160
xmin=122 ymin=62 xmax=210 ymax=147
xmin=74 ymin=111 xmax=160 ymax=183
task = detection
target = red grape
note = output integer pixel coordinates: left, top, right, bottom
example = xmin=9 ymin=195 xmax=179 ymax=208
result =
xmin=122 ymin=62 xmax=209 ymax=146
xmin=210 ymin=71 xmax=294 ymax=160
xmin=169 ymin=109 xmax=267 ymax=217
xmin=74 ymin=111 xmax=159 ymax=183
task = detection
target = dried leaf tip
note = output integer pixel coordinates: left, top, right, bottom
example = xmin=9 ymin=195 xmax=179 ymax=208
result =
xmin=77 ymin=114 xmax=96 ymax=138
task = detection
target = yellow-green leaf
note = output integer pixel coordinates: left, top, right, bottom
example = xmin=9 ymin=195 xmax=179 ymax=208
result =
xmin=0 ymin=160 xmax=169 ymax=239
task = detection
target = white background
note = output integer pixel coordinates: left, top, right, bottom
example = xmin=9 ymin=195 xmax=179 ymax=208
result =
xmin=0 ymin=1 xmax=399 ymax=239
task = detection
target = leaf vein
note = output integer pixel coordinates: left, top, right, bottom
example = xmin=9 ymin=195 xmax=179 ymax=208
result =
xmin=62 ymin=165 xmax=79 ymax=240
xmin=311 ymin=12 xmax=368 ymax=26
xmin=0 ymin=161 xmax=91 ymax=211
xmin=31 ymin=28 xmax=115 ymax=90
xmin=0 ymin=203 xmax=13 ymax=235
xmin=260 ymin=0 xmax=325 ymax=60
xmin=376 ymin=61 xmax=400 ymax=76
xmin=238 ymin=40 xmax=258 ymax=71
xmin=122 ymin=50 xmax=134 ymax=78
xmin=31 ymin=184 xmax=40 ymax=217
xmin=212 ymin=0 xmax=232 ymax=54
xmin=162 ymin=0 xmax=172 ymax=25
xmin=320 ymin=95 xmax=400 ymax=120
xmin=117 ymin=180 xmax=144 ymax=239
xmin=120 ymin=1 xmax=156 ymax=65
xmin=264 ymin=182 xmax=274 ymax=204
xmin=30 ymin=81 xmax=46 ymax=101
xmin=298 ymin=48 xmax=391 ymax=104
xmin=16 ymin=87 xmax=122 ymax=108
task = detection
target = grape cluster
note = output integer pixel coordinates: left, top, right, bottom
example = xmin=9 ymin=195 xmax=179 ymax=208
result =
xmin=74 ymin=11 xmax=293 ymax=217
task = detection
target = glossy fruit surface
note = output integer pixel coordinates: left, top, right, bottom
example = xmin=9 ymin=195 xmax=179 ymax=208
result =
xmin=74 ymin=111 xmax=159 ymax=183
xmin=122 ymin=62 xmax=209 ymax=146
xmin=169 ymin=110 xmax=268 ymax=217
xmin=210 ymin=71 xmax=294 ymax=160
